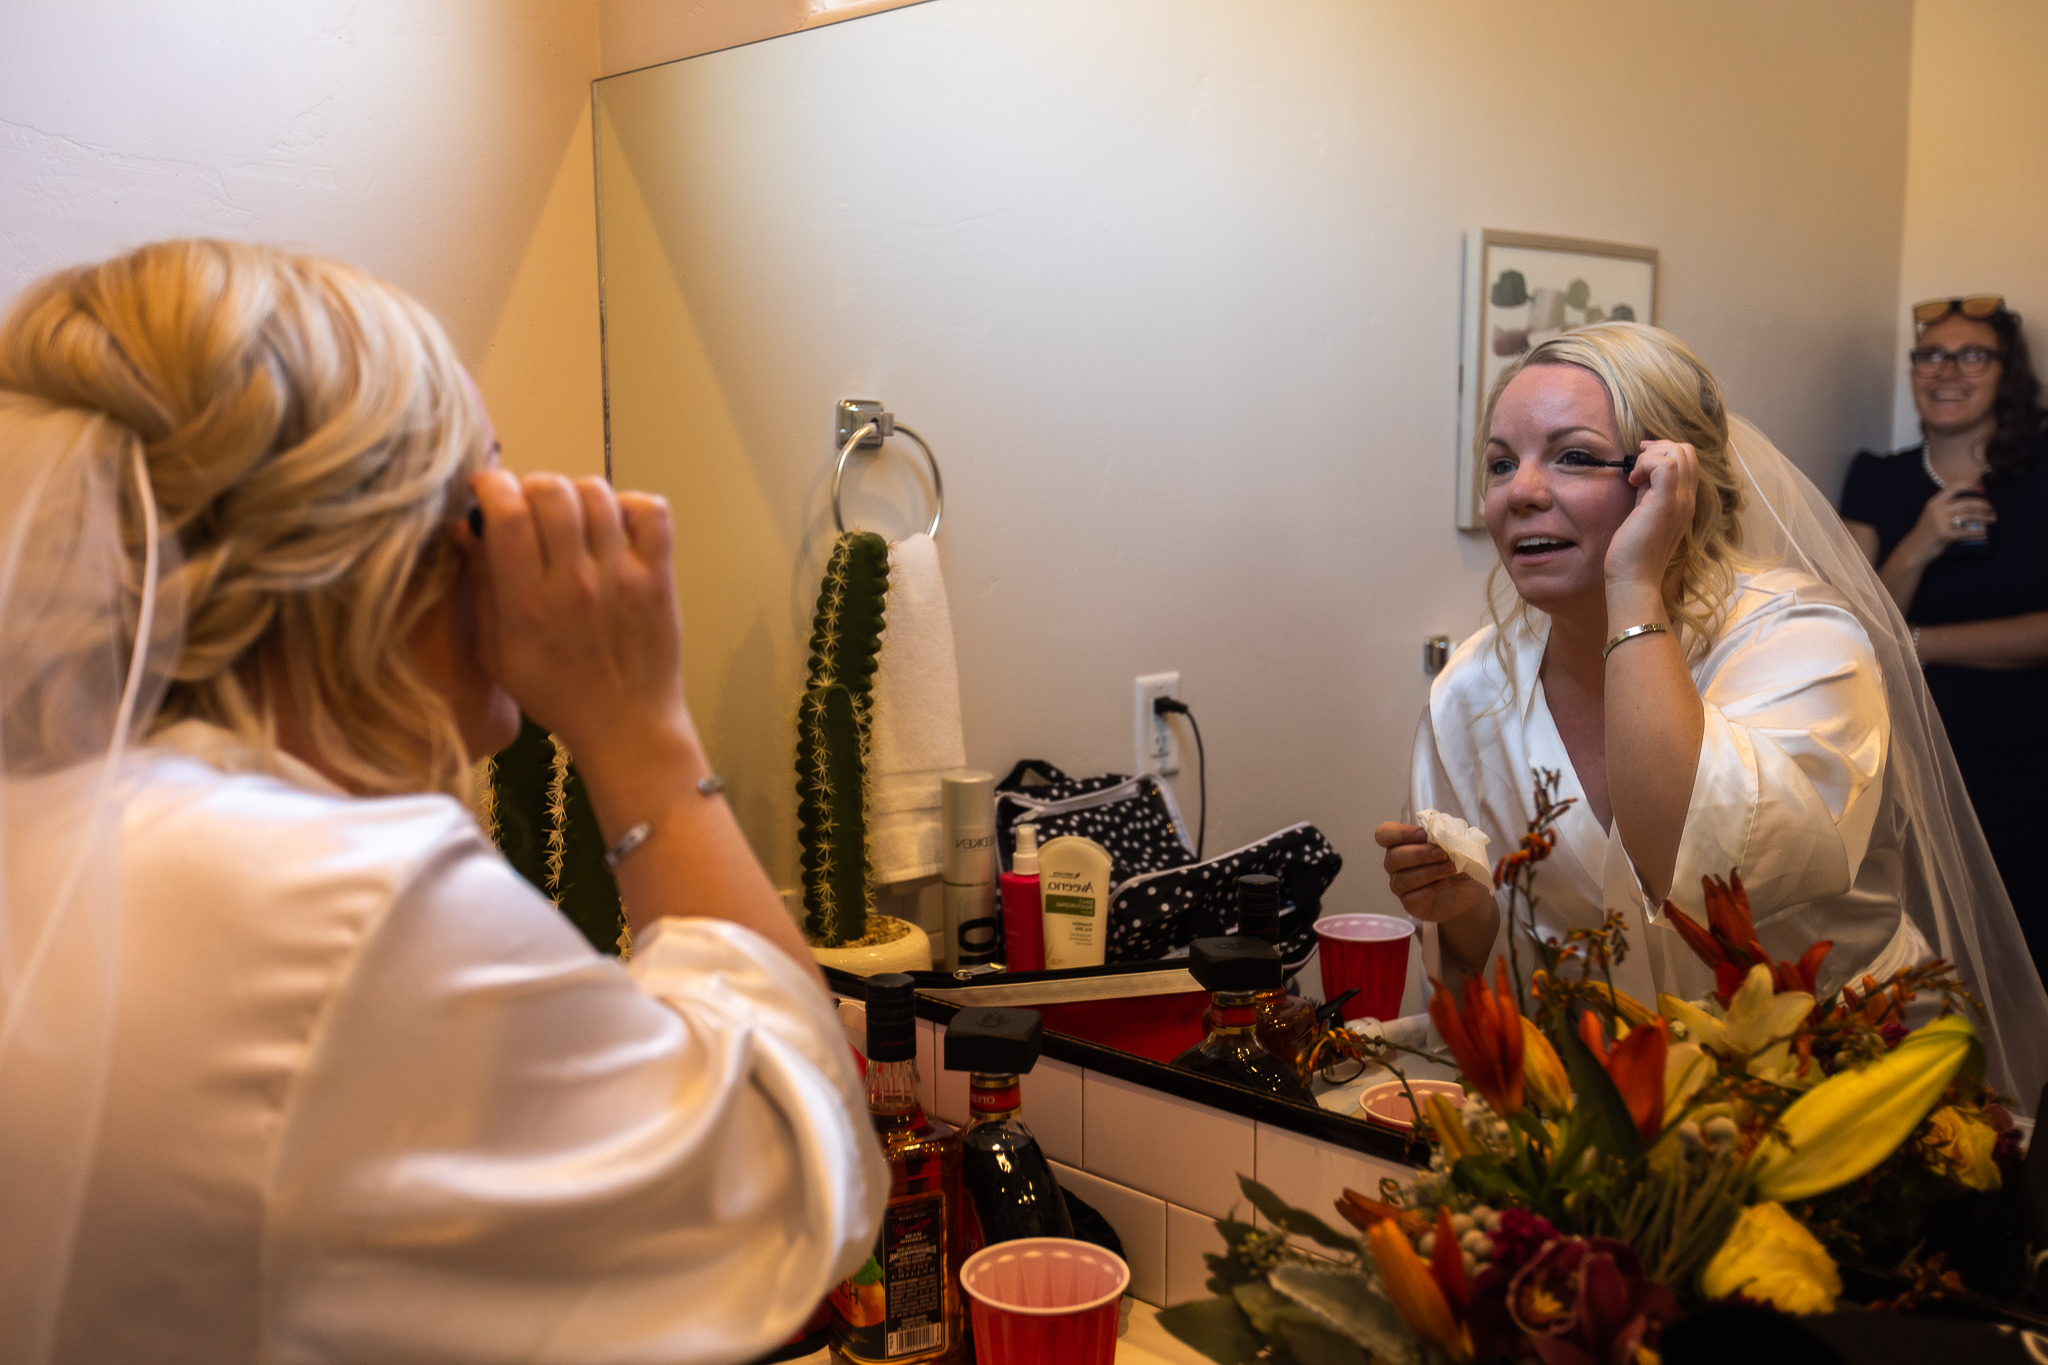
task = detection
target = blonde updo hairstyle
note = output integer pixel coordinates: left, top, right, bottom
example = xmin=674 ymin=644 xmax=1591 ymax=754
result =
xmin=0 ymin=239 xmax=488 ymax=797
xmin=1480 ymin=321 xmax=1748 ymax=658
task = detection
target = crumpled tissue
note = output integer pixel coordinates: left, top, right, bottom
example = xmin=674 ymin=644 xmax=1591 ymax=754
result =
xmin=1414 ymin=808 xmax=1493 ymax=887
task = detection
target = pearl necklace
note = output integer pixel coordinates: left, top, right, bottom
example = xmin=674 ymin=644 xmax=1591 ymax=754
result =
xmin=1922 ymin=444 xmax=1985 ymax=490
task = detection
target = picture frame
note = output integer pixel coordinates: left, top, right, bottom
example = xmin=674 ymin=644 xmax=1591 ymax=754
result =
xmin=1455 ymin=230 xmax=1659 ymax=528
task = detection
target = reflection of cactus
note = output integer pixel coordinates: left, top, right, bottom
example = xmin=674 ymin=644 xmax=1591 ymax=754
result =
xmin=484 ymin=715 xmax=628 ymax=956
xmin=1491 ymin=268 xmax=1529 ymax=308
xmin=796 ymin=531 xmax=890 ymax=946
xmin=1608 ymin=303 xmax=1636 ymax=322
xmin=1564 ymin=278 xmax=1591 ymax=310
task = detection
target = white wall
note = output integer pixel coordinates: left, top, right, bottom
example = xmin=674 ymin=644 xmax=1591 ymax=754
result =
xmin=594 ymin=0 xmax=1916 ymax=918
xmin=1890 ymin=0 xmax=2048 ymax=447
xmin=0 ymin=0 xmax=607 ymax=479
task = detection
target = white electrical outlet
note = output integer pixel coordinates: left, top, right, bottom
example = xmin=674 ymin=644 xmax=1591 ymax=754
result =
xmin=1134 ymin=672 xmax=1181 ymax=776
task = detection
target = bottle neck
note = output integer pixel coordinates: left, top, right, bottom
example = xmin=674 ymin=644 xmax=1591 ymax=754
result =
xmin=968 ymin=1073 xmax=1023 ymax=1120
xmin=867 ymin=1056 xmax=925 ymax=1119
xmin=1209 ymin=991 xmax=1259 ymax=1031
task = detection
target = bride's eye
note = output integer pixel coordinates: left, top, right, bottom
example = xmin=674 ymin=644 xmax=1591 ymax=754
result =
xmin=1486 ymin=455 xmax=1516 ymax=478
xmin=1557 ymin=448 xmax=1604 ymax=468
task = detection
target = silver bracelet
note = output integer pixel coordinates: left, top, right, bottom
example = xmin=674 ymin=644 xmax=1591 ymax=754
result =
xmin=603 ymin=820 xmax=654 ymax=871
xmin=1602 ymin=622 xmax=1671 ymax=660
xmin=1911 ymin=625 xmax=1923 ymax=660
xmin=602 ymin=775 xmax=725 ymax=872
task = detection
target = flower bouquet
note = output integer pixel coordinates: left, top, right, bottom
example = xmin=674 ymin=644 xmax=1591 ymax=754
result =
xmin=1159 ymin=773 xmax=2019 ymax=1365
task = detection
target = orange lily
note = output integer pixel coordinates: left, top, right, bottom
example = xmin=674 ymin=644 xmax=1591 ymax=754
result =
xmin=1366 ymin=1216 xmax=1473 ymax=1362
xmin=1334 ymin=1187 xmax=1431 ymax=1238
xmin=1604 ymin=1022 xmax=1668 ymax=1141
xmin=1427 ymin=959 xmax=1526 ymax=1117
xmin=1664 ymin=871 xmax=1832 ymax=1007
xmin=1576 ymin=1013 xmax=1669 ymax=1141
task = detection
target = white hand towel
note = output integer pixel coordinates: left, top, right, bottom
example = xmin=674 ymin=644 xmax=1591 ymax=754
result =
xmin=868 ymin=533 xmax=967 ymax=884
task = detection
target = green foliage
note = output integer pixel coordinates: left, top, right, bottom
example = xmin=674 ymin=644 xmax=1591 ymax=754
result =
xmin=1239 ymin=1175 xmax=1357 ymax=1252
xmin=795 ymin=531 xmax=890 ymax=945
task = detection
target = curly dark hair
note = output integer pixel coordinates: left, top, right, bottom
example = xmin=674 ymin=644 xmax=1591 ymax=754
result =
xmin=1918 ymin=305 xmax=2048 ymax=482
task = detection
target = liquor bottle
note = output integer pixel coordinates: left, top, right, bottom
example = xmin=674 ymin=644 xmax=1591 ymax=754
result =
xmin=1200 ymin=874 xmax=1317 ymax=1072
xmin=831 ymin=975 xmax=967 ymax=1365
xmin=1173 ymin=938 xmax=1315 ymax=1103
xmin=944 ymin=1006 xmax=1074 ymax=1249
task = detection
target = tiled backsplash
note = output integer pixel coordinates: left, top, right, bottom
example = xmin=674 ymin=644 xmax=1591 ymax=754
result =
xmin=836 ymin=997 xmax=1416 ymax=1308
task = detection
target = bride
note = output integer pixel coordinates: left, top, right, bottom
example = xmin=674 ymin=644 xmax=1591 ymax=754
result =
xmin=1376 ymin=321 xmax=2048 ymax=1107
xmin=0 ymin=240 xmax=882 ymax=1363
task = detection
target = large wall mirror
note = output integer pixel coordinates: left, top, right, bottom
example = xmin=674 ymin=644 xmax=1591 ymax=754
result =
xmin=593 ymin=0 xmax=1912 ymax=1137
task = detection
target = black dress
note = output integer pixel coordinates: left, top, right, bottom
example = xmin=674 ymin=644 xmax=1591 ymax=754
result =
xmin=1841 ymin=438 xmax=2048 ymax=970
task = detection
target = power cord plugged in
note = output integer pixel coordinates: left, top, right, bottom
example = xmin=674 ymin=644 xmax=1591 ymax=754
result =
xmin=1151 ymin=694 xmax=1206 ymax=860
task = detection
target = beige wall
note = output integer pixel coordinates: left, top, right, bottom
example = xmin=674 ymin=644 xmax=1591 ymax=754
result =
xmin=600 ymin=0 xmax=927 ymax=75
xmin=0 ymin=0 xmax=606 ymax=478
xmin=1890 ymin=0 xmax=2048 ymax=446
xmin=594 ymin=0 xmax=1917 ymax=914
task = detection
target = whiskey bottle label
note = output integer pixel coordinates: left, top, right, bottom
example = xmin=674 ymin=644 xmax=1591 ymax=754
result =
xmin=829 ymin=1191 xmax=949 ymax=1361
xmin=881 ymin=1191 xmax=947 ymax=1358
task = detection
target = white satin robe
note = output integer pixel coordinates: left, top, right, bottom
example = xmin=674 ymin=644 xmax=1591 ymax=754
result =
xmin=1416 ymin=568 xmax=1928 ymax=1007
xmin=48 ymin=725 xmax=885 ymax=1365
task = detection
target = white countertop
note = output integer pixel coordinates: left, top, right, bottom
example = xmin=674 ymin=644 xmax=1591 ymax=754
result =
xmin=780 ymin=1299 xmax=1213 ymax=1363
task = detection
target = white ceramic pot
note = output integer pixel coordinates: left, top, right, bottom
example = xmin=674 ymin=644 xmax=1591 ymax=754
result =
xmin=810 ymin=916 xmax=933 ymax=976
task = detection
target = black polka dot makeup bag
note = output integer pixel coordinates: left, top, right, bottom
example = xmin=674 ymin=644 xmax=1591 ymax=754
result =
xmin=993 ymin=761 xmax=1341 ymax=970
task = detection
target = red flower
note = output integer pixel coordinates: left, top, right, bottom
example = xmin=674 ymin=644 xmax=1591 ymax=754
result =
xmin=1428 ymin=960 xmax=1527 ymax=1118
xmin=1507 ymin=1236 xmax=1678 ymax=1365
xmin=1664 ymin=871 xmax=1832 ymax=1007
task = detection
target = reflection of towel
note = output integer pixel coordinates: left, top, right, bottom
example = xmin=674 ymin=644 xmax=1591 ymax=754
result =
xmin=869 ymin=533 xmax=967 ymax=884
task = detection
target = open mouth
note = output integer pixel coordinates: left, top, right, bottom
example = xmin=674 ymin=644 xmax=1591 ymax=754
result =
xmin=1512 ymin=536 xmax=1574 ymax=559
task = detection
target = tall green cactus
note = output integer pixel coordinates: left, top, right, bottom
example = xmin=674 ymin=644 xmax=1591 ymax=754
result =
xmin=796 ymin=531 xmax=890 ymax=946
xmin=483 ymin=714 xmax=627 ymax=956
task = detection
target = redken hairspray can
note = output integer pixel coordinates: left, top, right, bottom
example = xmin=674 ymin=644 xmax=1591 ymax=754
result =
xmin=941 ymin=771 xmax=1001 ymax=970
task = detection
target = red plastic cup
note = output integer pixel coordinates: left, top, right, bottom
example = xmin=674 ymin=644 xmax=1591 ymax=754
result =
xmin=1314 ymin=914 xmax=1416 ymax=1022
xmin=959 ymin=1237 xmax=1129 ymax=1365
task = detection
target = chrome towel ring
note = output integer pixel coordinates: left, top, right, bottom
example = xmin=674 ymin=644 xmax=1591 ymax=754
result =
xmin=832 ymin=399 xmax=942 ymax=539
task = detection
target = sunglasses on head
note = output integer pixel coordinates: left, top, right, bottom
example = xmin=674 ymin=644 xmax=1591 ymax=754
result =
xmin=1913 ymin=294 xmax=2005 ymax=325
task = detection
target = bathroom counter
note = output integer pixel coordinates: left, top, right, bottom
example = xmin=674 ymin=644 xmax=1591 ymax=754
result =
xmin=1116 ymin=1298 xmax=1212 ymax=1362
xmin=780 ymin=1299 xmax=1214 ymax=1363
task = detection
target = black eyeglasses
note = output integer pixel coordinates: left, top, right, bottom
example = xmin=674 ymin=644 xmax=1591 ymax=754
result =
xmin=1914 ymin=294 xmax=2005 ymax=325
xmin=1909 ymin=345 xmax=2002 ymax=377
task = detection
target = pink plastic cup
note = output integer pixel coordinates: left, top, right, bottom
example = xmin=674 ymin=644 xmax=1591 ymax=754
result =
xmin=959 ymin=1237 xmax=1129 ymax=1365
xmin=1314 ymin=914 xmax=1416 ymax=1022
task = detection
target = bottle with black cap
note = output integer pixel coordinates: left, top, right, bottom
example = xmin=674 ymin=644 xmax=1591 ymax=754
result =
xmin=944 ymin=1007 xmax=1074 ymax=1250
xmin=1172 ymin=938 xmax=1314 ymax=1102
xmin=1199 ymin=874 xmax=1317 ymax=1072
xmin=829 ymin=975 xmax=966 ymax=1365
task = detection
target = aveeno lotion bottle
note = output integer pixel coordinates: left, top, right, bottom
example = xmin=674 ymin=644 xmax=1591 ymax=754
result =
xmin=1036 ymin=835 xmax=1112 ymax=969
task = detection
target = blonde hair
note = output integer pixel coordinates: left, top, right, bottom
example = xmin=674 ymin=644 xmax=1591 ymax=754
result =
xmin=0 ymin=239 xmax=487 ymax=796
xmin=1479 ymin=321 xmax=1748 ymax=660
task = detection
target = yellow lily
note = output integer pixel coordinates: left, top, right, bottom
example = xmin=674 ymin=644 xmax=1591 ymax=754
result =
xmin=1923 ymin=1105 xmax=2001 ymax=1191
xmin=1426 ymin=1092 xmax=1478 ymax=1160
xmin=1660 ymin=964 xmax=1813 ymax=1086
xmin=1663 ymin=1040 xmax=1713 ymax=1117
xmin=1699 ymin=1202 xmax=1841 ymax=1315
xmin=1520 ymin=1016 xmax=1573 ymax=1116
xmin=1749 ymin=1014 xmax=1982 ymax=1202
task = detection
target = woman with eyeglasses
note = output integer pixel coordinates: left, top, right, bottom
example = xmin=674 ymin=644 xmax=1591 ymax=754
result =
xmin=1840 ymin=296 xmax=2048 ymax=972
xmin=1374 ymin=321 xmax=2048 ymax=1110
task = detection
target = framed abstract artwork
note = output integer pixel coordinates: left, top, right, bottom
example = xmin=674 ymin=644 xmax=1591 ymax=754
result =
xmin=1455 ymin=230 xmax=1659 ymax=528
